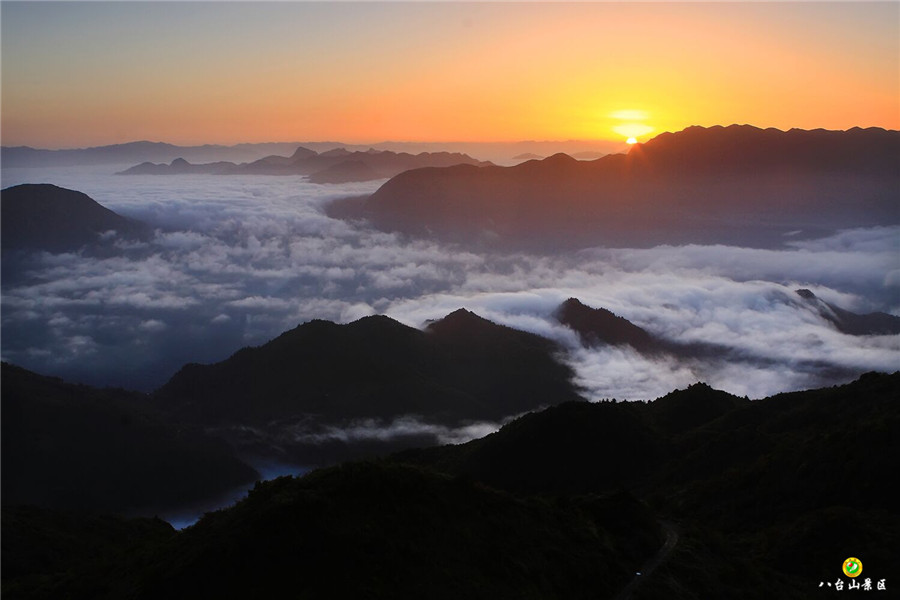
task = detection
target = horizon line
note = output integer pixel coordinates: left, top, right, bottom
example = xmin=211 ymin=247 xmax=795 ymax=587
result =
xmin=4 ymin=124 xmax=897 ymax=152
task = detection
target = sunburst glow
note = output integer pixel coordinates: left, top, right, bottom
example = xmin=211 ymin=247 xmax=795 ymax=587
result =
xmin=613 ymin=122 xmax=654 ymax=141
xmin=2 ymin=3 xmax=898 ymax=147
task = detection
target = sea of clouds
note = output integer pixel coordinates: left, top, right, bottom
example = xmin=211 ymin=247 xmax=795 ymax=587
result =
xmin=2 ymin=165 xmax=898 ymax=406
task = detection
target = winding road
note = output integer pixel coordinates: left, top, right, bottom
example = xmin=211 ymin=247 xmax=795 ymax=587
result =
xmin=612 ymin=520 xmax=679 ymax=600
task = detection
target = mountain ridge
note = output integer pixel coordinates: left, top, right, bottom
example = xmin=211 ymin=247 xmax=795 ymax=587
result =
xmin=117 ymin=147 xmax=493 ymax=182
xmin=796 ymin=288 xmax=900 ymax=335
xmin=353 ymin=125 xmax=900 ymax=250
xmin=0 ymin=183 xmax=149 ymax=254
xmin=153 ymin=310 xmax=582 ymax=458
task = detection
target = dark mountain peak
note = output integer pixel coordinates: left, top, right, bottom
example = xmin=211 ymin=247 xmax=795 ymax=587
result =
xmin=345 ymin=313 xmax=411 ymax=332
xmin=444 ymin=307 xmax=479 ymax=320
xmin=646 ymin=382 xmax=748 ymax=434
xmin=554 ymin=297 xmax=658 ymax=352
xmin=559 ymin=297 xmax=587 ymax=311
xmin=265 ymin=314 xmax=415 ymax=349
xmin=686 ymin=381 xmax=715 ymax=391
xmin=424 ymin=308 xmax=498 ymax=338
xmin=657 ymin=381 xmax=741 ymax=402
xmin=291 ymin=146 xmax=317 ymax=159
xmin=5 ymin=183 xmax=92 ymax=206
xmin=636 ymin=124 xmax=900 ymax=175
xmin=795 ymin=288 xmax=900 ymax=336
xmin=424 ymin=309 xmax=564 ymax=357
xmin=425 ymin=308 xmax=512 ymax=345
xmin=155 ymin=309 xmax=580 ymax=430
xmin=1 ymin=184 xmax=148 ymax=253
xmin=543 ymin=152 xmax=578 ymax=165
xmin=170 ymin=157 xmax=190 ymax=167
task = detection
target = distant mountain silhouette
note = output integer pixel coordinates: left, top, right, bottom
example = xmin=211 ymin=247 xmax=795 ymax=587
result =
xmin=512 ymin=152 xmax=543 ymax=160
xmin=118 ymin=157 xmax=237 ymax=175
xmin=796 ymin=288 xmax=900 ymax=335
xmin=353 ymin=125 xmax=899 ymax=250
xmin=154 ymin=310 xmax=582 ymax=463
xmin=570 ymin=150 xmax=606 ymax=160
xmin=553 ymin=295 xmax=895 ymax=383
xmin=118 ymin=147 xmax=492 ymax=182
xmin=553 ymin=297 xmax=739 ymax=363
xmin=1 ymin=141 xmax=311 ymax=167
xmin=238 ymin=147 xmax=493 ymax=180
xmin=307 ymin=159 xmax=382 ymax=184
xmin=0 ymin=363 xmax=258 ymax=513
xmin=555 ymin=297 xmax=661 ymax=353
xmin=633 ymin=125 xmax=897 ymax=175
xmin=0 ymin=184 xmax=148 ymax=254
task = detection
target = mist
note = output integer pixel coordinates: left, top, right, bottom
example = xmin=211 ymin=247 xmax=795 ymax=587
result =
xmin=1 ymin=165 xmax=897 ymax=400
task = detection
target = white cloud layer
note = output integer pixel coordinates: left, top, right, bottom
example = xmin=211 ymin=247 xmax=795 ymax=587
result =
xmin=2 ymin=165 xmax=898 ymax=400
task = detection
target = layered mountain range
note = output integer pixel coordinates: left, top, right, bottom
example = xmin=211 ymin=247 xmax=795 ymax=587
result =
xmin=5 ymin=292 xmax=894 ymax=515
xmin=4 ymin=277 xmax=898 ymax=598
xmin=390 ymin=371 xmax=899 ymax=596
xmin=557 ymin=294 xmax=900 ymax=353
xmin=3 ymin=125 xmax=898 ymax=597
xmin=5 ymin=362 xmax=897 ymax=598
xmin=1 ymin=141 xmax=309 ymax=168
xmin=346 ymin=125 xmax=899 ymax=249
xmin=118 ymin=147 xmax=492 ymax=183
xmin=2 ymin=139 xmax=620 ymax=168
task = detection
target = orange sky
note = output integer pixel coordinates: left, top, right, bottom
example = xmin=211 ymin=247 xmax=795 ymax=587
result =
xmin=2 ymin=2 xmax=898 ymax=148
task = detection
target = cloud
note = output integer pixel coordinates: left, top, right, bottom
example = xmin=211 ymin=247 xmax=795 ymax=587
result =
xmin=284 ymin=415 xmax=506 ymax=447
xmin=1 ymin=165 xmax=897 ymax=401
xmin=138 ymin=319 xmax=168 ymax=332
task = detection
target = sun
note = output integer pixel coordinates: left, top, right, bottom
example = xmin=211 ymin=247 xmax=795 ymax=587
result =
xmin=610 ymin=109 xmax=653 ymax=145
xmin=613 ymin=122 xmax=653 ymax=141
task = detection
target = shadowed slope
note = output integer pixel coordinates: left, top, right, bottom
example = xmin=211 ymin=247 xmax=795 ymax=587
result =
xmin=555 ymin=297 xmax=661 ymax=353
xmin=1 ymin=184 xmax=148 ymax=253
xmin=394 ymin=372 xmax=900 ymax=595
xmin=796 ymin=288 xmax=900 ymax=335
xmin=1 ymin=363 xmax=258 ymax=513
xmin=358 ymin=126 xmax=899 ymax=249
xmin=154 ymin=310 xmax=582 ymax=427
xmin=3 ymin=463 xmax=661 ymax=600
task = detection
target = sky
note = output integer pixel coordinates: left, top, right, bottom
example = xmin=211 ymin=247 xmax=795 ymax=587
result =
xmin=2 ymin=1 xmax=898 ymax=149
